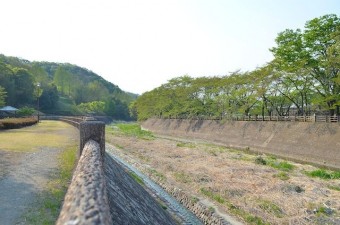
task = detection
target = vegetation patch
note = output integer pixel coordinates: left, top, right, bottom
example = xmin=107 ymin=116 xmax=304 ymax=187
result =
xmin=128 ymin=171 xmax=145 ymax=185
xmin=328 ymin=185 xmax=340 ymax=191
xmin=273 ymin=172 xmax=290 ymax=181
xmin=269 ymin=161 xmax=294 ymax=171
xmin=0 ymin=117 xmax=38 ymax=130
xmin=110 ymin=123 xmax=154 ymax=140
xmin=200 ymin=187 xmax=225 ymax=204
xmin=254 ymin=156 xmax=294 ymax=171
xmin=148 ymin=168 xmax=166 ymax=181
xmin=176 ymin=142 xmax=196 ymax=148
xmin=306 ymin=169 xmax=340 ymax=179
xmin=173 ymin=172 xmax=192 ymax=183
xmin=21 ymin=144 xmax=77 ymax=224
xmin=257 ymin=199 xmax=284 ymax=218
xmin=226 ymin=201 xmax=269 ymax=225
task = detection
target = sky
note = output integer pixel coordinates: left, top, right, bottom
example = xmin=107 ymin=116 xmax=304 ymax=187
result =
xmin=0 ymin=0 xmax=339 ymax=94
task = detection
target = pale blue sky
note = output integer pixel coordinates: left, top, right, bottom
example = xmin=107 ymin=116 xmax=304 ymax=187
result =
xmin=0 ymin=0 xmax=339 ymax=94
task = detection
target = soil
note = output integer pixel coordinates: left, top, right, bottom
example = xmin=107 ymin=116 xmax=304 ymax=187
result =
xmin=106 ymin=131 xmax=340 ymax=225
xmin=0 ymin=121 xmax=78 ymax=225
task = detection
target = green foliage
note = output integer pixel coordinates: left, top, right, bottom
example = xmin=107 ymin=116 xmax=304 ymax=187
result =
xmin=254 ymin=156 xmax=294 ymax=171
xmin=113 ymin=123 xmax=154 ymax=139
xmin=0 ymin=86 xmax=6 ymax=107
xmin=78 ymin=101 xmax=105 ymax=114
xmin=17 ymin=106 xmax=36 ymax=116
xmin=269 ymin=161 xmax=294 ymax=171
xmin=306 ymin=169 xmax=340 ymax=179
xmin=255 ymin=156 xmax=267 ymax=165
xmin=176 ymin=142 xmax=196 ymax=148
xmin=200 ymin=187 xmax=225 ymax=204
xmin=134 ymin=14 xmax=340 ymax=120
xmin=128 ymin=171 xmax=145 ymax=185
xmin=273 ymin=172 xmax=290 ymax=181
xmin=0 ymin=54 xmax=136 ymax=119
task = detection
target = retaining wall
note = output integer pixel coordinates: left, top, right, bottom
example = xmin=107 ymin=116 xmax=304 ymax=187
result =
xmin=56 ymin=118 xmax=179 ymax=225
xmin=142 ymin=118 xmax=340 ymax=170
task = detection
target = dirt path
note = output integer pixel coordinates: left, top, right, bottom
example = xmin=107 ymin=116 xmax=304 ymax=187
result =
xmin=0 ymin=121 xmax=78 ymax=224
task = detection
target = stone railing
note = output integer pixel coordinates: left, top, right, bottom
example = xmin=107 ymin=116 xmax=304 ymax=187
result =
xmin=56 ymin=120 xmax=112 ymax=225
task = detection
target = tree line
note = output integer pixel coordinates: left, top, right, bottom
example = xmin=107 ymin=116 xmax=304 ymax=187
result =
xmin=0 ymin=55 xmax=136 ymax=120
xmin=131 ymin=14 xmax=340 ymax=121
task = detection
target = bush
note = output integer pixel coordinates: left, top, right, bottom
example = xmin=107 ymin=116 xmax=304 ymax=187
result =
xmin=17 ymin=106 xmax=36 ymax=117
xmin=0 ymin=118 xmax=38 ymax=129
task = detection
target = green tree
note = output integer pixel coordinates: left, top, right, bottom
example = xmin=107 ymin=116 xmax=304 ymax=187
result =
xmin=0 ymin=86 xmax=7 ymax=107
xmin=13 ymin=68 xmax=34 ymax=106
xmin=271 ymin=14 xmax=340 ymax=114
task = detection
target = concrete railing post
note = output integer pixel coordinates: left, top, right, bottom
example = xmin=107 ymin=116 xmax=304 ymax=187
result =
xmin=80 ymin=121 xmax=105 ymax=157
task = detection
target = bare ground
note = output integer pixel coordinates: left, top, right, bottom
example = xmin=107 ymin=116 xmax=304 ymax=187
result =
xmin=0 ymin=121 xmax=78 ymax=224
xmin=106 ymin=132 xmax=340 ymax=225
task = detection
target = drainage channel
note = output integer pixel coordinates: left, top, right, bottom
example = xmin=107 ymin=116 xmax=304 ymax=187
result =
xmin=106 ymin=145 xmax=203 ymax=225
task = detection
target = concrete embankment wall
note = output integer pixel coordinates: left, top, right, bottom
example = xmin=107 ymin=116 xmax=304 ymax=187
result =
xmin=56 ymin=119 xmax=179 ymax=225
xmin=142 ymin=119 xmax=340 ymax=170
xmin=104 ymin=153 xmax=178 ymax=225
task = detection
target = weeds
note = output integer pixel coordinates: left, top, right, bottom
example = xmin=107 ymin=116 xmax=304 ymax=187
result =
xmin=306 ymin=169 xmax=340 ymax=179
xmin=269 ymin=161 xmax=294 ymax=171
xmin=111 ymin=123 xmax=154 ymax=140
xmin=328 ymin=185 xmax=340 ymax=191
xmin=226 ymin=202 xmax=269 ymax=225
xmin=128 ymin=171 xmax=145 ymax=185
xmin=148 ymin=168 xmax=166 ymax=181
xmin=257 ymin=199 xmax=284 ymax=218
xmin=174 ymin=172 xmax=192 ymax=183
xmin=200 ymin=187 xmax=225 ymax=204
xmin=176 ymin=142 xmax=196 ymax=148
xmin=254 ymin=156 xmax=294 ymax=171
xmin=273 ymin=172 xmax=290 ymax=181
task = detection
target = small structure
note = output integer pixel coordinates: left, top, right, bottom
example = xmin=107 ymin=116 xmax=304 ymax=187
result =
xmin=0 ymin=106 xmax=18 ymax=118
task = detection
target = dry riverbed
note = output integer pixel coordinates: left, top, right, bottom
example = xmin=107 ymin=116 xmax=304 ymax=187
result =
xmin=0 ymin=121 xmax=78 ymax=225
xmin=106 ymin=124 xmax=340 ymax=225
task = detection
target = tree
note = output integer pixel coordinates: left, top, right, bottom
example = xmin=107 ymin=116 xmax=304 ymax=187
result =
xmin=12 ymin=68 xmax=34 ymax=106
xmin=0 ymin=86 xmax=7 ymax=107
xmin=271 ymin=14 xmax=340 ymax=114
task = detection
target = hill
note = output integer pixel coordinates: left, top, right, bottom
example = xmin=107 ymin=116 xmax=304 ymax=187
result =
xmin=0 ymin=54 xmax=137 ymax=120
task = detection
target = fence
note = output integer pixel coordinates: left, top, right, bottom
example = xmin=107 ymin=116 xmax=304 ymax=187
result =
xmin=54 ymin=118 xmax=112 ymax=225
xmin=162 ymin=115 xmax=340 ymax=123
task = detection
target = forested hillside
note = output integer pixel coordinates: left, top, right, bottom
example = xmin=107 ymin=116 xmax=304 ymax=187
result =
xmin=0 ymin=55 xmax=137 ymax=120
xmin=132 ymin=14 xmax=340 ymax=121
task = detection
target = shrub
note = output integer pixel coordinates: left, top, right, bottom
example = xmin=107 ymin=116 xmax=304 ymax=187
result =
xmin=0 ymin=118 xmax=38 ymax=129
xmin=17 ymin=106 xmax=36 ymax=116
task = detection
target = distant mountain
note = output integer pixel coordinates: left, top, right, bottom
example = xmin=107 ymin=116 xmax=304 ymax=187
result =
xmin=0 ymin=54 xmax=137 ymax=120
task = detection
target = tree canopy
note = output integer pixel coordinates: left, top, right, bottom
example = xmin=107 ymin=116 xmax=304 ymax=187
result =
xmin=133 ymin=14 xmax=340 ymax=121
xmin=0 ymin=55 xmax=137 ymax=119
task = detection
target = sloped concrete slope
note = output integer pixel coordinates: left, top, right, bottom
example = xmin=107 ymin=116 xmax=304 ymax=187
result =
xmin=104 ymin=153 xmax=178 ymax=225
xmin=142 ymin=119 xmax=340 ymax=169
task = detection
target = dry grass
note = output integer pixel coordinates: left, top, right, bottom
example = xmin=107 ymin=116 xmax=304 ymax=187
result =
xmin=107 ymin=127 xmax=340 ymax=225
xmin=0 ymin=121 xmax=75 ymax=152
